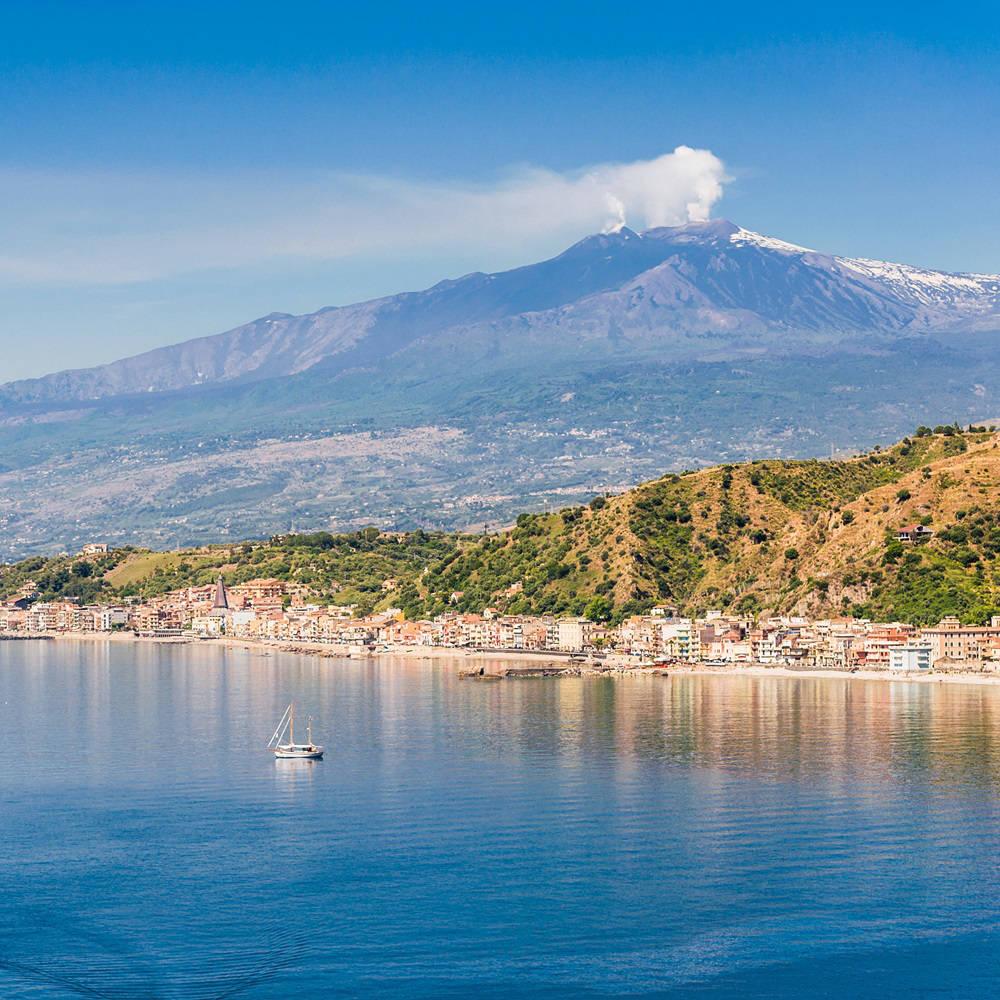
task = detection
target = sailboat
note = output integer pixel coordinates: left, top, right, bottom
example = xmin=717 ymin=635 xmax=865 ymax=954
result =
xmin=267 ymin=703 xmax=324 ymax=760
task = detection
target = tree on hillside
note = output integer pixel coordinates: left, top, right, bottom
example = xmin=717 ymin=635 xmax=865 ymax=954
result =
xmin=584 ymin=595 xmax=613 ymax=623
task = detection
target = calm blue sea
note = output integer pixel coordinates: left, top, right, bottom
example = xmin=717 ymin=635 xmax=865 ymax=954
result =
xmin=3 ymin=640 xmax=1000 ymax=998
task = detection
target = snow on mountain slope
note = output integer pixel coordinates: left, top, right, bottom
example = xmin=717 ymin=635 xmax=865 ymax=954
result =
xmin=728 ymin=226 xmax=816 ymax=254
xmin=723 ymin=221 xmax=1000 ymax=320
xmin=2 ymin=220 xmax=997 ymax=409
xmin=836 ymin=255 xmax=1000 ymax=312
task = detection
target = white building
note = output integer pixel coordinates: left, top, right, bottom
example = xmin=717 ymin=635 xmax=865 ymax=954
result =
xmin=556 ymin=618 xmax=589 ymax=652
xmin=191 ymin=616 xmax=225 ymax=636
xmin=230 ymin=609 xmax=258 ymax=632
xmin=889 ymin=644 xmax=933 ymax=672
xmin=97 ymin=607 xmax=129 ymax=631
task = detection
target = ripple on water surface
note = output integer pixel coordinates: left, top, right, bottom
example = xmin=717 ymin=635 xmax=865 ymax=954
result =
xmin=2 ymin=641 xmax=1000 ymax=997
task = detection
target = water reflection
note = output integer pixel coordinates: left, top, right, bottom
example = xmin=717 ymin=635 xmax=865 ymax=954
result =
xmin=7 ymin=643 xmax=1000 ymax=790
xmin=447 ymin=666 xmax=1000 ymax=790
xmin=273 ymin=758 xmax=320 ymax=794
xmin=5 ymin=642 xmax=1000 ymax=998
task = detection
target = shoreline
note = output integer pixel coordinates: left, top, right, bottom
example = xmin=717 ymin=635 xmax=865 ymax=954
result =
xmin=42 ymin=632 xmax=578 ymax=668
xmin=30 ymin=631 xmax=1000 ymax=686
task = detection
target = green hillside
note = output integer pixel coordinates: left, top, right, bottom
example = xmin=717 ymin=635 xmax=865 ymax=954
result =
xmin=2 ymin=425 xmax=998 ymax=626
xmin=0 ymin=530 xmax=467 ymax=616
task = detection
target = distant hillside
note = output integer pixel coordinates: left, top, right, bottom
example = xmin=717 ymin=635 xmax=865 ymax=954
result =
xmin=411 ymin=424 xmax=1000 ymax=625
xmin=1 ymin=219 xmax=998 ymax=558
xmin=4 ymin=426 xmax=998 ymax=626
xmin=5 ymin=221 xmax=998 ymax=409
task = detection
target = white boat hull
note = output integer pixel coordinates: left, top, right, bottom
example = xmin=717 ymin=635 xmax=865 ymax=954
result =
xmin=274 ymin=745 xmax=324 ymax=760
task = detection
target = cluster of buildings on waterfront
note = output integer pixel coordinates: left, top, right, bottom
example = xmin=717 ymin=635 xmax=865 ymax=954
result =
xmin=3 ymin=573 xmax=1000 ymax=673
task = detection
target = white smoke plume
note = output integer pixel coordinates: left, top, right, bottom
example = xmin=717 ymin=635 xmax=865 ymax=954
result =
xmin=602 ymin=194 xmax=627 ymax=234
xmin=587 ymin=146 xmax=729 ymax=231
xmin=0 ymin=147 xmax=729 ymax=285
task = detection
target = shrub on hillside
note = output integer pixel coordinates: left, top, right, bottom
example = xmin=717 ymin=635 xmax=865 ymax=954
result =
xmin=584 ymin=595 xmax=613 ymax=622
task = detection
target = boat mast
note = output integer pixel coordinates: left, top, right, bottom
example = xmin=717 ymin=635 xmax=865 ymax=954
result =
xmin=290 ymin=702 xmax=295 ymax=745
xmin=267 ymin=703 xmax=293 ymax=749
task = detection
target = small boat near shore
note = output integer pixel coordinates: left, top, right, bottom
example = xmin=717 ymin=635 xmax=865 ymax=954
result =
xmin=267 ymin=703 xmax=324 ymax=760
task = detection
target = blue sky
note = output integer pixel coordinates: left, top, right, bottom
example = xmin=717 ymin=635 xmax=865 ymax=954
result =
xmin=1 ymin=0 xmax=999 ymax=379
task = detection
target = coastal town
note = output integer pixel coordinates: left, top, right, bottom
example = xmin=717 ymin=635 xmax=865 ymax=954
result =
xmin=4 ymin=566 xmax=1000 ymax=675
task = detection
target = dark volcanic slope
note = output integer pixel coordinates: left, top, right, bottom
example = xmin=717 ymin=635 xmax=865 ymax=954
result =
xmin=0 ymin=227 xmax=675 ymax=407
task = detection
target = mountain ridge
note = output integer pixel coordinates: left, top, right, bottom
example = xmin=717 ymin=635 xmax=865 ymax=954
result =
xmin=1 ymin=219 xmax=998 ymax=559
xmin=4 ymin=219 xmax=998 ymax=410
xmin=5 ymin=426 xmax=998 ymax=627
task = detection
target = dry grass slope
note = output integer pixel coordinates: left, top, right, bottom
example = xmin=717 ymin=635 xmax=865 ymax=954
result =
xmin=416 ymin=428 xmax=1000 ymax=623
xmin=3 ymin=428 xmax=997 ymax=626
